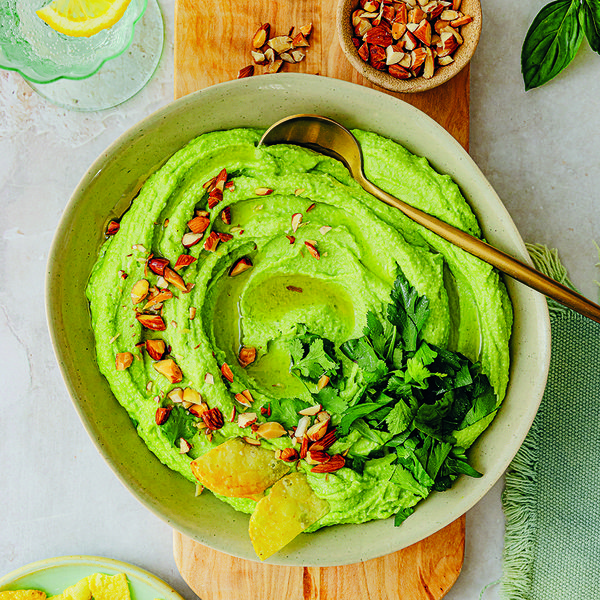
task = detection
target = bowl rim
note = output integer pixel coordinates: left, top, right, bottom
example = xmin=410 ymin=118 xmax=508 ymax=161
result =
xmin=0 ymin=0 xmax=148 ymax=84
xmin=46 ymin=73 xmax=551 ymax=566
xmin=336 ymin=0 xmax=483 ymax=93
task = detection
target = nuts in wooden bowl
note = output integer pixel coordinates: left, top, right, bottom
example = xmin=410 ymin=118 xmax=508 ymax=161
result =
xmin=337 ymin=0 xmax=482 ymax=93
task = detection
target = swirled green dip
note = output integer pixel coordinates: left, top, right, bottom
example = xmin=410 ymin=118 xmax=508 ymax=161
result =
xmin=86 ymin=128 xmax=512 ymax=530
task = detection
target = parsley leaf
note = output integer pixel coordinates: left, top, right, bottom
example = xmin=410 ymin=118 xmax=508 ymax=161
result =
xmin=160 ymin=405 xmax=197 ymax=446
xmin=267 ymin=398 xmax=311 ymax=429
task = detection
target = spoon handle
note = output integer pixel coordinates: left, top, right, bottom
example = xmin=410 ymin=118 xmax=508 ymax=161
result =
xmin=361 ymin=178 xmax=600 ymax=324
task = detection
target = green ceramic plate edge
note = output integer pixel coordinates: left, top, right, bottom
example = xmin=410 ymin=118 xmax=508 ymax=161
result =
xmin=0 ymin=555 xmax=186 ymax=599
xmin=45 ymin=73 xmax=551 ymax=566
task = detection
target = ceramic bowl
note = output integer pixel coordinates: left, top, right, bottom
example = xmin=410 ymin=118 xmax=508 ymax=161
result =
xmin=337 ymin=0 xmax=482 ymax=93
xmin=46 ymin=73 xmax=550 ymax=566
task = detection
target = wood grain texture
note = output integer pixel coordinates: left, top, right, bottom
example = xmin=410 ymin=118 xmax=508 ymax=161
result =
xmin=173 ymin=0 xmax=469 ymax=597
xmin=174 ymin=516 xmax=465 ymax=600
xmin=174 ymin=0 xmax=469 ymax=149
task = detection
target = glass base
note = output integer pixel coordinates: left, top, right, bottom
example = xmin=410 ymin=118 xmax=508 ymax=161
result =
xmin=28 ymin=0 xmax=163 ymax=111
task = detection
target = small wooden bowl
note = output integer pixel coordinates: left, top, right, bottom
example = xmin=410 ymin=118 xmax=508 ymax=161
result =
xmin=337 ymin=0 xmax=482 ymax=93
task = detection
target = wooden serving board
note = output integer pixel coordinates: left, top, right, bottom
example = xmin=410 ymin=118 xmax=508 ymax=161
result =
xmin=173 ymin=1 xmax=469 ymax=597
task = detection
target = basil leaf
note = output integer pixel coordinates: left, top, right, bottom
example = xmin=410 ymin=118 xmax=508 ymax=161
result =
xmin=522 ymin=0 xmax=584 ymax=90
xmin=582 ymin=0 xmax=600 ymax=53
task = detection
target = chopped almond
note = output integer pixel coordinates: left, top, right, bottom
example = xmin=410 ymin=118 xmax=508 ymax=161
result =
xmin=256 ymin=421 xmax=287 ymax=439
xmin=174 ymin=254 xmax=197 ymax=271
xmin=229 ymin=257 xmax=253 ymax=277
xmin=221 ymin=362 xmax=234 ymax=382
xmin=153 ymin=359 xmax=183 ymax=383
xmin=106 ymin=220 xmax=120 ymax=235
xmin=136 ymin=313 xmax=166 ymax=331
xmin=238 ymin=346 xmax=257 ymax=368
xmin=115 ymin=352 xmax=133 ymax=370
xmin=131 ymin=279 xmax=149 ymax=304
xmin=145 ymin=338 xmax=166 ymax=360
xmin=155 ymin=406 xmax=173 ymax=425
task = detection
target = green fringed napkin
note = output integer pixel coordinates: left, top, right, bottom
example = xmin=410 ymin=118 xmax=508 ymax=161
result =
xmin=500 ymin=244 xmax=600 ymax=600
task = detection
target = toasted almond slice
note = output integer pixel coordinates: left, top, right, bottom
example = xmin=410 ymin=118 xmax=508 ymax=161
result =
xmin=309 ymin=429 xmax=337 ymax=452
xmin=238 ymin=65 xmax=254 ymax=79
xmin=167 ymin=387 xmax=184 ymax=403
xmin=239 ymin=346 xmax=257 ymax=367
xmin=291 ymin=213 xmax=303 ymax=232
xmin=440 ymin=9 xmax=460 ymax=20
xmin=115 ymin=352 xmax=133 ymax=370
xmin=205 ymin=372 xmax=215 ymax=384
xmin=251 ymin=50 xmax=267 ymax=65
xmin=451 ymin=14 xmax=472 ymax=27
xmin=255 ymin=187 xmax=273 ymax=196
xmin=264 ymin=47 xmax=276 ymax=63
xmin=310 ymin=454 xmax=345 ymax=473
xmin=386 ymin=45 xmax=404 ymax=65
xmin=243 ymin=436 xmax=261 ymax=446
xmin=299 ymin=23 xmax=313 ymax=37
xmin=307 ymin=450 xmax=330 ymax=464
xmin=280 ymin=52 xmax=295 ymax=63
xmin=174 ymin=254 xmax=197 ymax=271
xmin=317 ymin=374 xmax=330 ymax=390
xmin=221 ymin=362 xmax=234 ymax=382
xmin=413 ymin=19 xmax=432 ymax=45
xmin=280 ymin=447 xmax=299 ymax=462
xmin=164 ymin=267 xmax=188 ymax=292
xmin=294 ymin=415 xmax=311 ymax=439
xmin=189 ymin=402 xmax=209 ymax=417
xmin=148 ymin=257 xmax=169 ymax=276
xmin=235 ymin=393 xmax=252 ymax=408
xmin=438 ymin=54 xmax=454 ymax=65
xmin=299 ymin=403 xmax=321 ymax=416
xmin=265 ymin=59 xmax=283 ymax=73
xmin=286 ymin=235 xmax=296 ymax=244
xmin=179 ymin=438 xmax=193 ymax=454
xmin=153 ymin=359 xmax=183 ymax=383
xmin=256 ymin=422 xmax=287 ymax=439
xmin=252 ymin=23 xmax=270 ymax=48
xmin=136 ymin=313 xmax=166 ymax=331
xmin=188 ymin=215 xmax=210 ymax=234
xmin=292 ymin=32 xmax=309 ymax=47
xmin=203 ymin=231 xmax=220 ymax=252
xmin=290 ymin=49 xmax=305 ymax=62
xmin=106 ymin=220 xmax=120 ymax=235
xmin=307 ymin=418 xmax=329 ymax=441
xmin=145 ymin=338 xmax=166 ymax=360
xmin=182 ymin=232 xmax=203 ymax=248
xmin=221 ymin=206 xmax=232 ymax=225
xmin=183 ymin=387 xmax=201 ymax=405
xmin=391 ymin=21 xmax=407 ymax=40
xmin=131 ymin=279 xmax=149 ymax=304
xmin=304 ymin=241 xmax=320 ymax=260
xmin=268 ymin=35 xmax=293 ymax=54
xmin=238 ymin=412 xmax=258 ymax=428
xmin=229 ymin=257 xmax=253 ymax=277
xmin=155 ymin=406 xmax=172 ymax=425
xmin=423 ymin=46 xmax=435 ymax=78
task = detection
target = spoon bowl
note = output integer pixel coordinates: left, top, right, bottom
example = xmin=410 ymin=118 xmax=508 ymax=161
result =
xmin=260 ymin=114 xmax=600 ymax=323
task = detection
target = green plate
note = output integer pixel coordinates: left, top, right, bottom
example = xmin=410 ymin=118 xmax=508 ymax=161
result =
xmin=0 ymin=556 xmax=186 ymax=599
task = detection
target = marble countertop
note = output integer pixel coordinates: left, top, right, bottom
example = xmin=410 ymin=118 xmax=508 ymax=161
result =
xmin=1 ymin=0 xmax=598 ymax=597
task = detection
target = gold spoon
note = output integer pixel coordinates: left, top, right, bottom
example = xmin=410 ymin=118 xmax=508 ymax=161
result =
xmin=260 ymin=113 xmax=600 ymax=324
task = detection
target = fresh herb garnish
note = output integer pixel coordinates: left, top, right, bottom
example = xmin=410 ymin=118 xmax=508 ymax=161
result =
xmin=521 ymin=0 xmax=592 ymax=90
xmin=160 ymin=404 xmax=197 ymax=445
xmin=287 ymin=269 xmax=491 ymax=526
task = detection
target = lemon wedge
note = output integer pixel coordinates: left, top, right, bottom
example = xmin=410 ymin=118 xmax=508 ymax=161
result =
xmin=36 ymin=0 xmax=133 ymax=37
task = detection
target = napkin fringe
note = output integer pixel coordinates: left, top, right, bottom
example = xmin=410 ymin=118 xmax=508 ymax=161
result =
xmin=500 ymin=244 xmax=577 ymax=600
xmin=524 ymin=243 xmax=578 ymax=317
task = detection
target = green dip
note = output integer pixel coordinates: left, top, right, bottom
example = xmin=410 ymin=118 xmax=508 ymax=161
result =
xmin=86 ymin=128 xmax=512 ymax=529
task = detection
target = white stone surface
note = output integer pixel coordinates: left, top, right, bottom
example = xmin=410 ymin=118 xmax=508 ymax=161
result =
xmin=1 ymin=0 xmax=597 ymax=598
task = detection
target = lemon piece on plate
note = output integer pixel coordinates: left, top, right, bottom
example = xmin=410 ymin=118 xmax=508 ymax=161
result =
xmin=36 ymin=0 xmax=133 ymax=38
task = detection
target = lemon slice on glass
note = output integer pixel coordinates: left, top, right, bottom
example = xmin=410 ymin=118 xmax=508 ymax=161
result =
xmin=36 ymin=0 xmax=133 ymax=37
